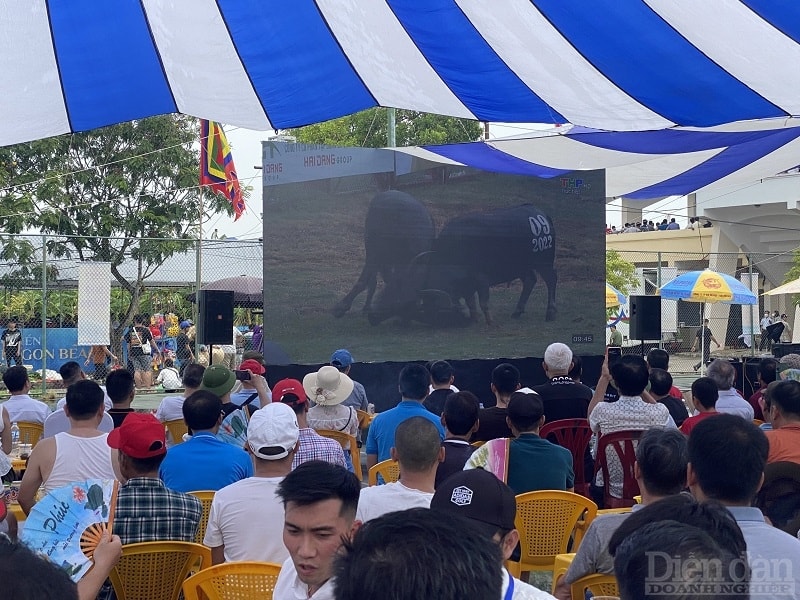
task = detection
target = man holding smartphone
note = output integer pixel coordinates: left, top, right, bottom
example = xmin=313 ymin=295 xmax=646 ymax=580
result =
xmin=230 ymin=358 xmax=273 ymax=413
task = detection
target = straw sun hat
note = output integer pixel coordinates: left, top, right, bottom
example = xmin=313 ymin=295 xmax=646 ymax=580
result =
xmin=302 ymin=366 xmax=354 ymax=406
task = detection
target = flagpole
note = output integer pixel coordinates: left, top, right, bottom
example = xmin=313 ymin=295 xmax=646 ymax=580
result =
xmin=195 ymin=191 xmax=202 ymax=327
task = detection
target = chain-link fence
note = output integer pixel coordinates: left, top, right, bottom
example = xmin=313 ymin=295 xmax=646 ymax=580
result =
xmin=0 ymin=234 xmax=263 ymax=393
xmin=610 ymin=249 xmax=794 ymax=373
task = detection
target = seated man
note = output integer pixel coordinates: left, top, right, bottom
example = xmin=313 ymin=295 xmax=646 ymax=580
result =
xmin=424 ymin=360 xmax=456 ymax=416
xmin=748 ymin=358 xmax=778 ymax=421
xmin=205 ymin=402 xmax=299 ymax=564
xmin=679 ymin=377 xmax=720 ymax=435
xmin=356 ymin=417 xmax=443 ymax=523
xmin=645 ymin=348 xmax=684 ymax=401
xmin=649 ymin=368 xmax=688 ymax=427
xmin=1 ymin=366 xmax=50 ymax=424
xmin=763 ymin=379 xmax=800 ymax=464
xmin=705 ymin=359 xmax=753 ymax=420
xmin=472 ymin=363 xmax=522 ymax=442
xmin=104 ymin=369 xmax=136 ymax=428
xmin=589 ymin=355 xmax=676 ymax=501
xmin=334 ymin=508 xmax=504 ymax=600
xmin=155 ymin=363 xmax=204 ymax=423
xmin=274 ymin=461 xmax=361 ymax=600
xmin=687 ymin=414 xmax=800 ymax=598
xmin=554 ymin=427 xmax=688 ymax=600
xmin=19 ymin=380 xmax=116 ymax=513
xmin=56 ymin=361 xmax=112 ymax=411
xmin=533 ymin=343 xmax=593 ymax=423
xmin=435 ymin=391 xmax=479 ymax=488
xmin=158 ymin=390 xmax=253 ymax=492
xmin=466 ymin=392 xmax=574 ymax=495
xmin=273 ymin=378 xmax=347 ymax=470
xmin=432 ymin=468 xmax=559 ymax=600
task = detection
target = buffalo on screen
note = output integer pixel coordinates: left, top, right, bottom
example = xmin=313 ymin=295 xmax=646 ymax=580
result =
xmin=261 ymin=144 xmax=605 ymax=364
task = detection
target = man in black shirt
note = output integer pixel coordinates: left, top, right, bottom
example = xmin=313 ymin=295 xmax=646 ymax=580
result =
xmin=533 ymin=343 xmax=592 ymax=422
xmin=424 ymin=360 xmax=455 ymax=417
xmin=0 ymin=320 xmax=22 ymax=367
xmin=649 ymin=368 xmax=689 ymax=427
xmin=175 ymin=320 xmax=194 ymax=372
xmin=472 ymin=363 xmax=521 ymax=442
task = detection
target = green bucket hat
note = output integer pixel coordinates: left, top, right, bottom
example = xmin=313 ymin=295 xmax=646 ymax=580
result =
xmin=199 ymin=364 xmax=236 ymax=397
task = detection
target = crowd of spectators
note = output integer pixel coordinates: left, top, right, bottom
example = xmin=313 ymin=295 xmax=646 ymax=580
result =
xmin=606 ymin=217 xmax=712 ymax=233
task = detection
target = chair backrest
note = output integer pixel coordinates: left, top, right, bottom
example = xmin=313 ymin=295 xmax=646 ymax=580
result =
xmin=315 ymin=429 xmax=362 ymax=480
xmin=109 ymin=541 xmax=211 ymax=600
xmin=187 ymin=490 xmax=216 ymax=545
xmin=356 ymin=409 xmax=372 ymax=429
xmin=570 ymin=573 xmax=619 ymax=599
xmin=512 ymin=490 xmax=597 ymax=573
xmin=16 ymin=421 xmax=44 ymax=447
xmin=164 ymin=419 xmax=189 ymax=445
xmin=594 ymin=429 xmax=643 ymax=508
xmin=470 ymin=440 xmax=485 ymax=448
xmin=539 ymin=419 xmax=592 ymax=490
xmin=182 ymin=561 xmax=282 ymax=600
xmin=368 ymin=459 xmax=400 ymax=486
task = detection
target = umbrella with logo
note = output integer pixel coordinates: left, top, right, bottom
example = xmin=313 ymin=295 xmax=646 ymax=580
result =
xmin=606 ymin=283 xmax=627 ymax=308
xmin=659 ymin=269 xmax=757 ymax=374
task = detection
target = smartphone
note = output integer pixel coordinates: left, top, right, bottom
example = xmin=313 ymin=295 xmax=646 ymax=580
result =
xmin=607 ymin=346 xmax=622 ymax=367
xmin=234 ymin=369 xmax=251 ymax=381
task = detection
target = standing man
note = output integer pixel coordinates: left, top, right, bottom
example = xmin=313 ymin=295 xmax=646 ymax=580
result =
xmin=274 ymin=461 xmax=361 ymax=600
xmin=330 ymin=349 xmax=368 ymax=412
xmin=365 ymin=364 xmax=445 ymax=469
xmin=175 ymin=320 xmax=194 ymax=371
xmin=608 ymin=324 xmax=622 ymax=347
xmin=1 ymin=319 xmax=22 ymax=367
xmin=691 ymin=318 xmax=720 ymax=372
xmin=759 ymin=310 xmax=773 ymax=351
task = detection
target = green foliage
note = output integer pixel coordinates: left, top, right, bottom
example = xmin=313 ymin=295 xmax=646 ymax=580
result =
xmin=606 ymin=249 xmax=638 ymax=294
xmin=0 ymin=116 xmax=240 ymax=332
xmin=288 ymin=108 xmax=482 ymax=147
xmin=783 ymin=249 xmax=800 ymax=306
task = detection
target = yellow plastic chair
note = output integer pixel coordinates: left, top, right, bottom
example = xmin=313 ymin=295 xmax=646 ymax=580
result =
xmin=356 ymin=409 xmax=373 ymax=429
xmin=753 ymin=419 xmax=765 ymax=426
xmin=315 ymin=429 xmax=362 ymax=480
xmin=16 ymin=421 xmax=43 ymax=447
xmin=368 ymin=459 xmax=400 ymax=486
xmin=470 ymin=440 xmax=485 ymax=448
xmin=187 ymin=490 xmax=216 ymax=545
xmin=506 ymin=490 xmax=597 ymax=578
xmin=570 ymin=573 xmax=619 ymax=599
xmin=109 ymin=541 xmax=211 ymax=600
xmin=164 ymin=419 xmax=188 ymax=445
xmin=182 ymin=561 xmax=282 ymax=600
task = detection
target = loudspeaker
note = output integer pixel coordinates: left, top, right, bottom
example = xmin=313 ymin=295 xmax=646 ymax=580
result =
xmin=629 ymin=295 xmax=661 ymax=341
xmin=772 ymin=343 xmax=800 ymax=359
xmin=197 ymin=290 xmax=234 ymax=346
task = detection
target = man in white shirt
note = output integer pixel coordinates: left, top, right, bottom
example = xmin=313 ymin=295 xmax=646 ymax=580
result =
xmin=274 ymin=461 xmax=361 ymax=600
xmin=155 ymin=363 xmax=204 ymax=424
xmin=356 ymin=416 xmax=443 ymax=523
xmin=705 ymin=359 xmax=754 ymax=420
xmin=1 ymin=366 xmax=50 ymax=424
xmin=204 ymin=402 xmax=299 ymax=564
xmin=432 ymin=468 xmax=559 ymax=599
xmin=56 ymin=361 xmax=113 ymax=411
xmin=18 ymin=380 xmax=116 ymax=513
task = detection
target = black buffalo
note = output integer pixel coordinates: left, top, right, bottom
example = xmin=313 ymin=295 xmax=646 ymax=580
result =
xmin=331 ymin=191 xmax=435 ymax=318
xmin=368 ymin=204 xmax=557 ymax=325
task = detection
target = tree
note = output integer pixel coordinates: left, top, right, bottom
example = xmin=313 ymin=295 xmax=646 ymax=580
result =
xmin=0 ymin=116 xmax=239 ymax=337
xmin=606 ymin=249 xmax=638 ymax=294
xmin=288 ymin=108 xmax=482 ymax=147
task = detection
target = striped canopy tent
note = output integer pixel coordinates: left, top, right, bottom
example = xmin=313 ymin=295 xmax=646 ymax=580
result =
xmin=4 ymin=1 xmax=800 ymax=149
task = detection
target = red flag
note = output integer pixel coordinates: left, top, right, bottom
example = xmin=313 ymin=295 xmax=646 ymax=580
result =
xmin=199 ymin=120 xmax=245 ymax=221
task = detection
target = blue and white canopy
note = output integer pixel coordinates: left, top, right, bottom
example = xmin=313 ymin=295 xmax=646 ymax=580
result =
xmin=5 ymin=0 xmax=800 ymax=147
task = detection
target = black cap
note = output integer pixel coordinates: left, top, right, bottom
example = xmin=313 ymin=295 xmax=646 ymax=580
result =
xmin=431 ymin=469 xmax=516 ymax=539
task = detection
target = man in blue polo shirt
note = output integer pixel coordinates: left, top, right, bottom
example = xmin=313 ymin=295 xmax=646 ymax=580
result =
xmin=366 ymin=363 xmax=445 ymax=470
xmin=159 ymin=390 xmax=253 ymax=492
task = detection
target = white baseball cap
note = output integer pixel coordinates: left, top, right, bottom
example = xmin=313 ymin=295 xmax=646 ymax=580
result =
xmin=247 ymin=403 xmax=300 ymax=460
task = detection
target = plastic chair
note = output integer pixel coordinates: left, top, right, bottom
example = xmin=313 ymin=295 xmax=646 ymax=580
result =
xmin=356 ymin=409 xmax=373 ymax=429
xmin=368 ymin=459 xmax=400 ymax=486
xmin=315 ymin=429 xmax=362 ymax=480
xmin=187 ymin=490 xmax=215 ymax=545
xmin=570 ymin=573 xmax=619 ymax=599
xmin=164 ymin=419 xmax=189 ymax=445
xmin=506 ymin=490 xmax=597 ymax=578
xmin=470 ymin=440 xmax=485 ymax=448
xmin=109 ymin=541 xmax=211 ymax=600
xmin=539 ymin=418 xmax=593 ymax=497
xmin=182 ymin=561 xmax=282 ymax=600
xmin=594 ymin=429 xmax=643 ymax=508
xmin=16 ymin=421 xmax=43 ymax=447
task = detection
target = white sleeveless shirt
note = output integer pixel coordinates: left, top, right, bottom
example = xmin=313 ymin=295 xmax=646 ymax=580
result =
xmin=45 ymin=432 xmax=116 ymax=493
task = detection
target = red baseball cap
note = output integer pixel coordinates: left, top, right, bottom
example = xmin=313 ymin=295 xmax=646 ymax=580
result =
xmin=273 ymin=378 xmax=307 ymax=406
xmin=107 ymin=413 xmax=167 ymax=458
xmin=239 ymin=359 xmax=265 ymax=375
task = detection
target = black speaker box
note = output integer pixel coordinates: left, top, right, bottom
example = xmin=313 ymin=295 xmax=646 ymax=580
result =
xmin=197 ymin=290 xmax=234 ymax=346
xmin=772 ymin=343 xmax=800 ymax=359
xmin=629 ymin=295 xmax=662 ymax=340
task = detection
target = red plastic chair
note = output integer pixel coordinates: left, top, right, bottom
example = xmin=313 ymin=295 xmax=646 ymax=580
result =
xmin=593 ymin=429 xmax=643 ymax=508
xmin=539 ymin=419 xmax=593 ymax=497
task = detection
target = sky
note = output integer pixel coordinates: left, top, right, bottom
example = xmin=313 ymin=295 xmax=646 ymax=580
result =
xmin=218 ymin=123 xmax=690 ymax=239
